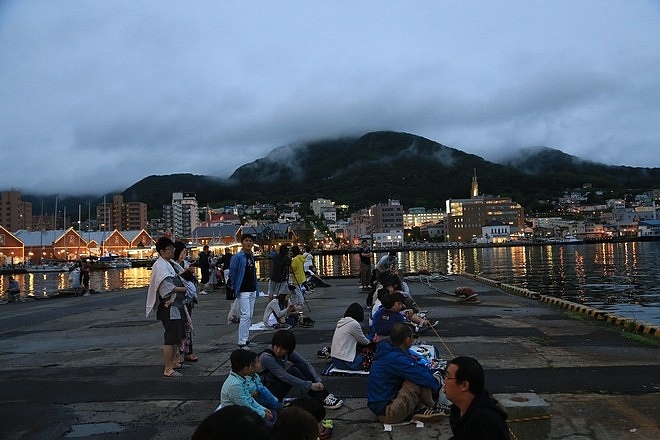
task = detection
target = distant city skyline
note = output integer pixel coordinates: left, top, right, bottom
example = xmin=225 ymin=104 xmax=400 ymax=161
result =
xmin=2 ymin=1 xmax=660 ymax=195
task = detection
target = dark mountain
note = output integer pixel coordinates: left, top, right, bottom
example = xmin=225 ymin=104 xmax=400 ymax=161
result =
xmin=24 ymin=131 xmax=660 ymax=217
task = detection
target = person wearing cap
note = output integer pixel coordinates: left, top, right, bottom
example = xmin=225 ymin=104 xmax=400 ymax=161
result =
xmin=370 ymin=290 xmax=436 ymax=338
xmin=375 ymin=251 xmax=398 ymax=284
xmin=229 ymin=233 xmax=259 ymax=348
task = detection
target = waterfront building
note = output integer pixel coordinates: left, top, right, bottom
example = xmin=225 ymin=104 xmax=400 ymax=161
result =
xmin=12 ymin=228 xmax=153 ymax=263
xmin=0 ymin=225 xmax=24 ymax=265
xmin=190 ymin=225 xmax=241 ymax=249
xmin=96 ymin=195 xmax=147 ymax=231
xmin=445 ymin=196 xmax=524 ymax=243
xmin=0 ymin=191 xmax=32 ymax=232
xmin=638 ymin=219 xmax=660 ymax=237
xmin=403 ymin=207 xmax=444 ymax=229
xmin=477 ymin=220 xmax=510 ymax=244
xmin=372 ymin=230 xmax=404 ymax=247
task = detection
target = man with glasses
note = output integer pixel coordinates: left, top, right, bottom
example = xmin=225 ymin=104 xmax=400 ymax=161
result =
xmin=444 ymin=356 xmax=510 ymax=439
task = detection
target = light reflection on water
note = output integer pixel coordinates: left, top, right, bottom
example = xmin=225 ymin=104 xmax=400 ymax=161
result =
xmin=2 ymin=242 xmax=658 ymax=325
xmin=2 ymin=268 xmax=154 ymax=298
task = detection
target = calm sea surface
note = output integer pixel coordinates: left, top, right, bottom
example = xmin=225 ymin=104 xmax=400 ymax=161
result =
xmin=3 ymin=241 xmax=659 ymax=326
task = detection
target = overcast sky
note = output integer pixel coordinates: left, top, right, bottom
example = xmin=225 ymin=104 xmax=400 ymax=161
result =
xmin=1 ymin=1 xmax=659 ymax=196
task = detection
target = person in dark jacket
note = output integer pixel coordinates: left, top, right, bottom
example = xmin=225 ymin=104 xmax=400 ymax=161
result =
xmin=267 ymin=245 xmax=290 ymax=301
xmin=367 ymin=322 xmax=445 ymax=424
xmin=444 ymin=356 xmax=510 ymax=440
xmin=197 ymin=245 xmax=211 ymax=294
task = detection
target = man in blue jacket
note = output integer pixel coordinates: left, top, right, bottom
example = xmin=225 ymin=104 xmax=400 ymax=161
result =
xmin=367 ymin=322 xmax=445 ymax=424
xmin=229 ymin=234 xmax=258 ymax=348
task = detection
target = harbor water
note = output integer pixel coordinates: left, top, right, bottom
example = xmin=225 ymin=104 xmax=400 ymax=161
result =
xmin=2 ymin=241 xmax=659 ymax=326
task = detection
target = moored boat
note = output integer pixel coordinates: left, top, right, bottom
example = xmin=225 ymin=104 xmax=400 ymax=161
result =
xmin=25 ymin=264 xmax=69 ymax=273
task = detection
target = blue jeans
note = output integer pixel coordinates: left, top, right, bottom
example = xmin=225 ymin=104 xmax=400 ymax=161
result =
xmin=331 ymin=354 xmax=364 ymax=371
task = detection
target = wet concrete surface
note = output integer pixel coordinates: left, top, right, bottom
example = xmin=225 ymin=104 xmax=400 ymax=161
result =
xmin=1 ymin=275 xmax=659 ymax=439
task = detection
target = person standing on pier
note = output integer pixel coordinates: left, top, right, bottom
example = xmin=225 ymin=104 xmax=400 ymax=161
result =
xmin=229 ymin=234 xmax=258 ymax=348
xmin=80 ymin=261 xmax=91 ymax=296
xmin=219 ymin=247 xmax=233 ymax=299
xmin=444 ymin=356 xmax=510 ymax=439
xmin=146 ymin=237 xmax=188 ymax=379
xmin=358 ymin=239 xmax=372 ymax=291
xmin=197 ymin=245 xmax=211 ymax=295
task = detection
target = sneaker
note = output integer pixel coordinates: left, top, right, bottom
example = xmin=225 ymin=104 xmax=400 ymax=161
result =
xmin=200 ymin=291 xmax=208 ymax=295
xmin=323 ymin=393 xmax=343 ymax=410
xmin=317 ymin=346 xmax=331 ymax=358
xmin=435 ymin=403 xmax=451 ymax=415
xmin=412 ymin=406 xmax=445 ymax=423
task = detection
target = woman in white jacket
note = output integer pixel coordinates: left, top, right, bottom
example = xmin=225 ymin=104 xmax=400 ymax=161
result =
xmin=330 ymin=303 xmax=377 ymax=371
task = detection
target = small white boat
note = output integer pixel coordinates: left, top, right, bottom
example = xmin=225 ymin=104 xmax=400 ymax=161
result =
xmin=110 ymin=258 xmax=132 ymax=269
xmin=26 ymin=264 xmax=69 ymax=273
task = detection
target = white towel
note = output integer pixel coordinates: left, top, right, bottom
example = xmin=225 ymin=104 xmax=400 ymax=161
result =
xmin=145 ymin=257 xmax=176 ymax=318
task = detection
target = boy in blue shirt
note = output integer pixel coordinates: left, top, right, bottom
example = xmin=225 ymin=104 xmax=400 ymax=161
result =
xmin=220 ymin=349 xmax=279 ymax=424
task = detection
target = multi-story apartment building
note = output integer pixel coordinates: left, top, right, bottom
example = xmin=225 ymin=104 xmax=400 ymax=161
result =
xmin=96 ymin=195 xmax=147 ymax=231
xmin=371 ymin=199 xmax=404 ymax=233
xmin=310 ymin=198 xmax=337 ymax=222
xmin=163 ymin=192 xmax=199 ymax=240
xmin=445 ymin=196 xmax=525 ymax=242
xmin=403 ymin=207 xmax=444 ymax=229
xmin=0 ymin=191 xmax=32 ymax=232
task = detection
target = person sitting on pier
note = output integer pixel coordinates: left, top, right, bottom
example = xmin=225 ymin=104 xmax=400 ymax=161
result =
xmin=220 ymin=349 xmax=279 ymax=425
xmin=329 ymin=302 xmax=377 ymax=371
xmin=258 ymin=330 xmax=343 ymax=410
xmin=375 ymin=251 xmax=398 ymax=284
xmin=367 ymin=322 xmax=445 ymax=424
xmin=381 ymin=272 xmax=419 ymax=312
xmin=371 ymin=291 xmax=436 ymax=338
xmin=262 ymin=291 xmax=300 ymax=329
xmin=444 ymin=356 xmax=510 ymax=439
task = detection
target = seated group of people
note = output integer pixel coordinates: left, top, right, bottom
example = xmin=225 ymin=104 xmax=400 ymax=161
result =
xmin=324 ymin=281 xmax=510 ymax=435
xmin=215 ymin=329 xmax=341 ymax=440
xmin=212 ymin=265 xmax=510 ymax=439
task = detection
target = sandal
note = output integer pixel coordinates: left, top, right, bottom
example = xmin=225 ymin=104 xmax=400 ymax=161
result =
xmin=185 ymin=355 xmax=199 ymax=362
xmin=163 ymin=370 xmax=183 ymax=379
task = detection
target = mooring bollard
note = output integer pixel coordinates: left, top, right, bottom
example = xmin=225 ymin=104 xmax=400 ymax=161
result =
xmin=494 ymin=393 xmax=551 ymax=440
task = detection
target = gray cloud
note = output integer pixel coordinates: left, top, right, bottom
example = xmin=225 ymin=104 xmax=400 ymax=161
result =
xmin=1 ymin=0 xmax=659 ymax=195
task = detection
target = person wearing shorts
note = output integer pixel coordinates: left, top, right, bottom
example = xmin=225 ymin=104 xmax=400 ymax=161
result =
xmin=147 ymin=236 xmax=187 ymax=379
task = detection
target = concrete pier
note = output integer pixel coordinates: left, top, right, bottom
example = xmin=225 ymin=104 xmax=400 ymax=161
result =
xmin=1 ymin=275 xmax=658 ymax=439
